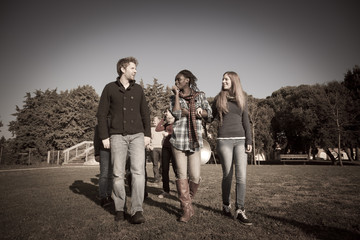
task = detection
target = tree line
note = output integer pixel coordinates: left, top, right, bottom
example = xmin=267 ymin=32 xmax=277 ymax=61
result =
xmin=0 ymin=66 xmax=359 ymax=165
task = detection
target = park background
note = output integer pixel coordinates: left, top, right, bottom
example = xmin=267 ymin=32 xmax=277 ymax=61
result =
xmin=0 ymin=0 xmax=359 ymax=166
xmin=0 ymin=1 xmax=359 ymax=239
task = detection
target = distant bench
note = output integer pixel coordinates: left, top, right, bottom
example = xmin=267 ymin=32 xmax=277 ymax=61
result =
xmin=280 ymin=154 xmax=309 ymax=164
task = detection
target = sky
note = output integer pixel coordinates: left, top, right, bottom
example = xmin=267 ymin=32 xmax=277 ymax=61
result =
xmin=1 ymin=0 xmax=359 ymax=139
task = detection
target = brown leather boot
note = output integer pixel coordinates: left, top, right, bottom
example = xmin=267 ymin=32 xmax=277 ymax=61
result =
xmin=189 ymin=180 xmax=200 ymax=199
xmin=176 ymin=179 xmax=193 ymax=223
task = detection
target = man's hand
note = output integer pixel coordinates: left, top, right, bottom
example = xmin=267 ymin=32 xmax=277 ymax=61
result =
xmin=95 ymin=155 xmax=100 ymax=162
xmin=102 ymin=138 xmax=110 ymax=149
xmin=144 ymin=136 xmax=151 ymax=148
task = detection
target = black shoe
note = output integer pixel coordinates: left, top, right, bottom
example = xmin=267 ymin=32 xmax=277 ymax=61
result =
xmin=222 ymin=204 xmax=232 ymax=217
xmin=234 ymin=209 xmax=252 ymax=226
xmin=131 ymin=211 xmax=145 ymax=224
xmin=101 ymin=197 xmax=112 ymax=207
xmin=115 ymin=211 xmax=125 ymax=222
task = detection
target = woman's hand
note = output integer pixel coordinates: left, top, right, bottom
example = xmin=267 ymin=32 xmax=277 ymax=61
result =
xmin=245 ymin=144 xmax=252 ymax=153
xmin=181 ymin=108 xmax=189 ymax=117
xmin=172 ymin=85 xmax=179 ymax=96
xmin=196 ymin=108 xmax=203 ymax=118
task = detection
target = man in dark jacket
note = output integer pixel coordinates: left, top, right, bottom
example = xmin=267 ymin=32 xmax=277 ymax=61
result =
xmin=97 ymin=57 xmax=151 ymax=224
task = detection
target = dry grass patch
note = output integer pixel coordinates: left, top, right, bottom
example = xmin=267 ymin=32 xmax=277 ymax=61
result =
xmin=0 ymin=164 xmax=359 ymax=240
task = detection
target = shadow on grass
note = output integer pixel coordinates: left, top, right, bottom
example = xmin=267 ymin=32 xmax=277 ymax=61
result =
xmin=144 ymin=182 xmax=223 ymax=219
xmin=259 ymin=213 xmax=360 ymax=240
xmin=193 ymin=202 xmax=223 ymax=215
xmin=144 ymin=183 xmax=180 ymax=218
xmin=68 ymin=175 xmax=219 ymax=221
xmin=69 ymin=179 xmax=116 ymax=216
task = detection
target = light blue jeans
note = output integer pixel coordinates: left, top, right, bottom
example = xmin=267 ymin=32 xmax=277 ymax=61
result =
xmin=110 ymin=133 xmax=145 ymax=216
xmin=217 ymin=138 xmax=247 ymax=210
xmin=99 ymin=149 xmax=113 ymax=199
xmin=172 ymin=146 xmax=201 ymax=183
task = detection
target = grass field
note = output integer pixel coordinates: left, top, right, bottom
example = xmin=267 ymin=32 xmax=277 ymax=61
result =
xmin=0 ymin=164 xmax=359 ymax=240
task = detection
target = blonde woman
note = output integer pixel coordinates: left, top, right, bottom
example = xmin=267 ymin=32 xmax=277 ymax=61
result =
xmin=211 ymin=71 xmax=252 ymax=225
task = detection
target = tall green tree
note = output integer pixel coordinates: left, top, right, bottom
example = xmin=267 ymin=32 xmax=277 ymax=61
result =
xmin=248 ymin=96 xmax=274 ymax=162
xmin=316 ymin=82 xmax=356 ymax=165
xmin=9 ymin=89 xmax=62 ymax=157
xmin=342 ymin=65 xmax=360 ymax=161
xmin=144 ymin=78 xmax=169 ymax=120
xmin=269 ymin=85 xmax=318 ymax=155
xmin=54 ymin=85 xmax=99 ymax=149
xmin=8 ymin=86 xmax=99 ymax=162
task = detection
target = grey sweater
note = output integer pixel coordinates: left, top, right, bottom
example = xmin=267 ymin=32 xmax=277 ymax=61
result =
xmin=212 ymin=100 xmax=252 ymax=145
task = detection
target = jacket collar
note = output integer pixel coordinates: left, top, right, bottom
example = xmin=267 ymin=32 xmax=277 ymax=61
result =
xmin=116 ymin=78 xmax=135 ymax=92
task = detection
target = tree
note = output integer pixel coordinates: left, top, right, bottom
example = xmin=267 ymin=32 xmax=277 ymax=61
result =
xmin=342 ymin=65 xmax=360 ymax=99
xmin=144 ymin=78 xmax=170 ymax=120
xmin=342 ymin=65 xmax=360 ymax=161
xmin=269 ymin=85 xmax=318 ymax=155
xmin=248 ymin=96 xmax=274 ymax=163
xmin=316 ymin=82 xmax=356 ymax=166
xmin=8 ymin=86 xmax=99 ymax=163
xmin=204 ymin=97 xmax=218 ymax=158
xmin=9 ymin=89 xmax=61 ymax=157
xmin=52 ymin=85 xmax=99 ymax=149
xmin=0 ymin=136 xmax=4 ymax=164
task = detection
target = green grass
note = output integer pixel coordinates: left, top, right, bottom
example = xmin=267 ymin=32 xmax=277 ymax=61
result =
xmin=0 ymin=164 xmax=359 ymax=240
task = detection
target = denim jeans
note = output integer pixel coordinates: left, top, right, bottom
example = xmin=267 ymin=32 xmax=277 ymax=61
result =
xmin=161 ymin=146 xmax=177 ymax=193
xmin=217 ymin=138 xmax=247 ymax=209
xmin=151 ymin=148 xmax=162 ymax=181
xmin=172 ymin=146 xmax=201 ymax=183
xmin=99 ymin=149 xmax=113 ymax=198
xmin=110 ymin=133 xmax=145 ymax=215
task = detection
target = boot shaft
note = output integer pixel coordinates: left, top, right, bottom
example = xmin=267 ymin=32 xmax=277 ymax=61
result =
xmin=189 ymin=180 xmax=200 ymax=199
xmin=176 ymin=179 xmax=193 ymax=222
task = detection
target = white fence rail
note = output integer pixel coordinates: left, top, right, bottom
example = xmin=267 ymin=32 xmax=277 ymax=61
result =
xmin=62 ymin=141 xmax=94 ymax=164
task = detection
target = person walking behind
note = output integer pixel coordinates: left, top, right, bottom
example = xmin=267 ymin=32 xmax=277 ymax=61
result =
xmin=211 ymin=71 xmax=253 ymax=225
xmin=149 ymin=116 xmax=163 ymax=184
xmin=97 ymin=57 xmax=151 ymax=224
xmin=94 ymin=124 xmax=113 ymax=207
xmin=170 ymin=69 xmax=212 ymax=222
xmin=155 ymin=110 xmax=177 ymax=198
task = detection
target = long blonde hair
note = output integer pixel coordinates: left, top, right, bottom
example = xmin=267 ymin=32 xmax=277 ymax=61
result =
xmin=215 ymin=71 xmax=246 ymax=124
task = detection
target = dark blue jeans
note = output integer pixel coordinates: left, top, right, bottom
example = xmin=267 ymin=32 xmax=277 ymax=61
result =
xmin=151 ymin=148 xmax=162 ymax=181
xmin=99 ymin=149 xmax=113 ymax=198
xmin=161 ymin=146 xmax=177 ymax=193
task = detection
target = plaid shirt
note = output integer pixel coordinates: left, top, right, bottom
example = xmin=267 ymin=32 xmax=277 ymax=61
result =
xmin=169 ymin=92 xmax=212 ymax=152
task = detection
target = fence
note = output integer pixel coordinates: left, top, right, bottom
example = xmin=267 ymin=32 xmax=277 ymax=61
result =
xmin=62 ymin=141 xmax=94 ymax=164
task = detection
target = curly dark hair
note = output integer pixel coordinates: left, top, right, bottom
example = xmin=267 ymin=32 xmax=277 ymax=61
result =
xmin=175 ymin=69 xmax=199 ymax=91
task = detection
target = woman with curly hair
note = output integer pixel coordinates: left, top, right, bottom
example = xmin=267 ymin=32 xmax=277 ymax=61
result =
xmin=170 ymin=69 xmax=212 ymax=222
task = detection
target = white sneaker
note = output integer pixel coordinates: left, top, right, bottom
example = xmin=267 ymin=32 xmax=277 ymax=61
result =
xmin=234 ymin=208 xmax=252 ymax=225
xmin=158 ymin=191 xmax=170 ymax=199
